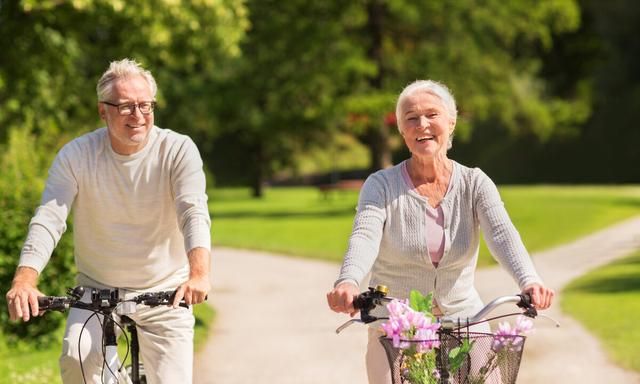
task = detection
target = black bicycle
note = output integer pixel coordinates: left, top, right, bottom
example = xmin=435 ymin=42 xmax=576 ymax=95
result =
xmin=37 ymin=286 xmax=192 ymax=384
xmin=336 ymin=285 xmax=559 ymax=384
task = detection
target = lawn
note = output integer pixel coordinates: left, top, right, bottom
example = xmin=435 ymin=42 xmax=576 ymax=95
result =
xmin=210 ymin=187 xmax=360 ymax=261
xmin=210 ymin=185 xmax=640 ymax=266
xmin=562 ymin=251 xmax=640 ymax=372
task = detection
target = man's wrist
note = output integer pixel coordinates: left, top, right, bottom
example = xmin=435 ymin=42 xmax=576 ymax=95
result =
xmin=187 ymin=247 xmax=210 ymax=280
xmin=12 ymin=266 xmax=39 ymax=285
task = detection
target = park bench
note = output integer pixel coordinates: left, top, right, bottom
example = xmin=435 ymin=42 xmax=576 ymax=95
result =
xmin=317 ymin=179 xmax=364 ymax=199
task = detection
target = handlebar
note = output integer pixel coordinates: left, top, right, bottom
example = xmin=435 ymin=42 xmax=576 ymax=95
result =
xmin=336 ymin=285 xmax=543 ymax=334
xmin=37 ymin=286 xmax=189 ymax=314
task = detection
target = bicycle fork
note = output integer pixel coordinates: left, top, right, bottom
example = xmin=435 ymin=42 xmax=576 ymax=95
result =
xmin=125 ymin=317 xmax=143 ymax=384
xmin=102 ymin=313 xmax=133 ymax=384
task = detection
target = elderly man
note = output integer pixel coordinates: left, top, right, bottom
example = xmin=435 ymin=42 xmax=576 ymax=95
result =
xmin=6 ymin=58 xmax=212 ymax=383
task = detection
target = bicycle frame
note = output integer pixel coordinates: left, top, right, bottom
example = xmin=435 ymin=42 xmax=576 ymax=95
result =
xmin=121 ymin=315 xmax=144 ymax=384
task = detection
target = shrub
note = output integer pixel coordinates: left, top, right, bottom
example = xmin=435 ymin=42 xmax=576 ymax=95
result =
xmin=0 ymin=129 xmax=75 ymax=347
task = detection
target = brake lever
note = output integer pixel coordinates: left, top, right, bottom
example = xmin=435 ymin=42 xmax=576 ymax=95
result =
xmin=336 ymin=319 xmax=364 ymax=334
xmin=517 ymin=293 xmax=538 ymax=318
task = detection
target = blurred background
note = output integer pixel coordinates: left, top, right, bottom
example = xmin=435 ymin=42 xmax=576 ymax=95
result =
xmin=1 ymin=0 xmax=639 ymax=382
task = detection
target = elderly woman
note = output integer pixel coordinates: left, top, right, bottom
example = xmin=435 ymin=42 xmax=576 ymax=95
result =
xmin=326 ymin=80 xmax=554 ymax=383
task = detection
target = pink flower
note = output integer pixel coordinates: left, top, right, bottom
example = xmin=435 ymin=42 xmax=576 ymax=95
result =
xmin=381 ymin=299 xmax=441 ymax=351
xmin=492 ymin=316 xmax=533 ymax=353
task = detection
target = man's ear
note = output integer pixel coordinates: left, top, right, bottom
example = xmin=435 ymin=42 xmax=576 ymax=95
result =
xmin=98 ymin=103 xmax=106 ymax=120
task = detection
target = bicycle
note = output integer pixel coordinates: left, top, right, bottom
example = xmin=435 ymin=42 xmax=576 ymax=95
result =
xmin=37 ymin=286 xmax=193 ymax=384
xmin=336 ymin=285 xmax=559 ymax=384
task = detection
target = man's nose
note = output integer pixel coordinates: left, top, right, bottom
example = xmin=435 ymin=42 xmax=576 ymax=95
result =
xmin=130 ymin=105 xmax=145 ymax=119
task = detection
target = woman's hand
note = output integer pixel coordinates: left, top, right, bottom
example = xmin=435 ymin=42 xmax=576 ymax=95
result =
xmin=522 ymin=283 xmax=555 ymax=310
xmin=327 ymin=281 xmax=360 ymax=316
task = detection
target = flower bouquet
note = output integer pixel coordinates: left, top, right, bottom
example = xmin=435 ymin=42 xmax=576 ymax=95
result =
xmin=379 ymin=290 xmax=533 ymax=384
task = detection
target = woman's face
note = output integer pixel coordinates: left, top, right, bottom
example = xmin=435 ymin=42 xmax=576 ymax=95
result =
xmin=398 ymin=91 xmax=455 ymax=159
xmin=98 ymin=75 xmax=155 ymax=155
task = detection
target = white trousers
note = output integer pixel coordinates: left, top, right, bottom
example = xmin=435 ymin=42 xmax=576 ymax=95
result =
xmin=366 ymin=328 xmax=392 ymax=384
xmin=58 ymin=289 xmax=194 ymax=384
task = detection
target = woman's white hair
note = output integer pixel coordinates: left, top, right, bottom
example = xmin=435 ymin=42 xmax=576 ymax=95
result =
xmin=96 ymin=58 xmax=157 ymax=101
xmin=395 ymin=79 xmax=458 ymax=134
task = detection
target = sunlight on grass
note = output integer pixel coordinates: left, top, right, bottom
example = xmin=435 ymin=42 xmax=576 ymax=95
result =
xmin=211 ymin=187 xmax=359 ymax=262
xmin=562 ymin=252 xmax=640 ymax=372
xmin=0 ymin=328 xmax=63 ymax=384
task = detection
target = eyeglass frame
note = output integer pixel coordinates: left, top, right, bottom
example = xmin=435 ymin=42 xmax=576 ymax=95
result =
xmin=100 ymin=101 xmax=156 ymax=116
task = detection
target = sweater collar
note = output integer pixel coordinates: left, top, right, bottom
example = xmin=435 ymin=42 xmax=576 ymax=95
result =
xmin=401 ymin=159 xmax=459 ymax=207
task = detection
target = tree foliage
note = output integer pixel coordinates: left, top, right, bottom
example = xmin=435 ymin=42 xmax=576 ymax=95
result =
xmin=210 ymin=0 xmax=588 ymax=193
xmin=207 ymin=0 xmax=371 ymax=195
xmin=338 ymin=0 xmax=588 ymax=169
xmin=0 ymin=0 xmax=247 ymax=345
xmin=0 ymin=0 xmax=247 ymax=143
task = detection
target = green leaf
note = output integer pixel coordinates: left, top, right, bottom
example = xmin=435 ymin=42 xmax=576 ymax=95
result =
xmin=409 ymin=290 xmax=434 ymax=317
xmin=448 ymin=339 xmax=474 ymax=373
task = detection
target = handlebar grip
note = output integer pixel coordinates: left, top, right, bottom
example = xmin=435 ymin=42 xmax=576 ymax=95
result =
xmin=518 ymin=292 xmax=533 ymax=307
xmin=134 ymin=291 xmax=208 ymax=307
xmin=37 ymin=296 xmax=71 ymax=312
xmin=352 ymin=295 xmax=367 ymax=311
xmin=518 ymin=292 xmax=538 ymax=318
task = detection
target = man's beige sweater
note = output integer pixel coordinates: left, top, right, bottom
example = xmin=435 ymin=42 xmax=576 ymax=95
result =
xmin=19 ymin=126 xmax=211 ymax=290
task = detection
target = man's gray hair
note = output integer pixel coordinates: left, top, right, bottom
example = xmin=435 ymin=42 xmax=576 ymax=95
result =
xmin=395 ymin=80 xmax=458 ymax=134
xmin=97 ymin=58 xmax=157 ymax=101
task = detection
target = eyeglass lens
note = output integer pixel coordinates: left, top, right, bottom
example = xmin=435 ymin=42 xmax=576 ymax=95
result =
xmin=119 ymin=102 xmax=154 ymax=115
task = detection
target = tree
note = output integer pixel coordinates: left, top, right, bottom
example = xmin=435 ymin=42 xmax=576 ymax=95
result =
xmin=209 ymin=0 xmax=371 ymax=196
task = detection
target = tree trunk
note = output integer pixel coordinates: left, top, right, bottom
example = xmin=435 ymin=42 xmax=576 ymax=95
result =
xmin=250 ymin=142 xmax=265 ymax=198
xmin=364 ymin=123 xmax=393 ymax=171
xmin=365 ymin=0 xmax=393 ymax=171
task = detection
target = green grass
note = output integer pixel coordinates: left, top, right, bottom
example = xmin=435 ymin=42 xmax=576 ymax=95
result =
xmin=562 ymin=252 xmax=640 ymax=372
xmin=211 ymin=185 xmax=640 ymax=266
xmin=210 ymin=187 xmax=361 ymax=262
xmin=0 ymin=303 xmax=215 ymax=383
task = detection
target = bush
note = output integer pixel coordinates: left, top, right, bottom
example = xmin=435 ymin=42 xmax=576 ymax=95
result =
xmin=0 ymin=129 xmax=75 ymax=347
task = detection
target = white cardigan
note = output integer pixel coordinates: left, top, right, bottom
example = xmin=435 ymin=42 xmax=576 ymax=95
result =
xmin=335 ymin=160 xmax=543 ymax=318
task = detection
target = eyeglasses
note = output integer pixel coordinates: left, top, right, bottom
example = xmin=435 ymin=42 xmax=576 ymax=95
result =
xmin=101 ymin=101 xmax=156 ymax=116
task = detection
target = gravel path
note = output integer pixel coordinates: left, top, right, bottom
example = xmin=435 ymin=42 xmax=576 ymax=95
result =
xmin=194 ymin=216 xmax=640 ymax=384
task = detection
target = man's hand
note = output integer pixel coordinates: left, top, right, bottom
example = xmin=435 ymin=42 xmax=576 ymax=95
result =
xmin=6 ymin=267 xmax=43 ymax=322
xmin=173 ymin=247 xmax=211 ymax=307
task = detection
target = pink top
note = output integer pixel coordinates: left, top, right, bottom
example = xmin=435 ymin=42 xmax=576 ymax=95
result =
xmin=401 ymin=162 xmax=445 ymax=267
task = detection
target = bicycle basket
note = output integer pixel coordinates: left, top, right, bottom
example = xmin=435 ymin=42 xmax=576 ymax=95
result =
xmin=379 ymin=332 xmax=526 ymax=384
